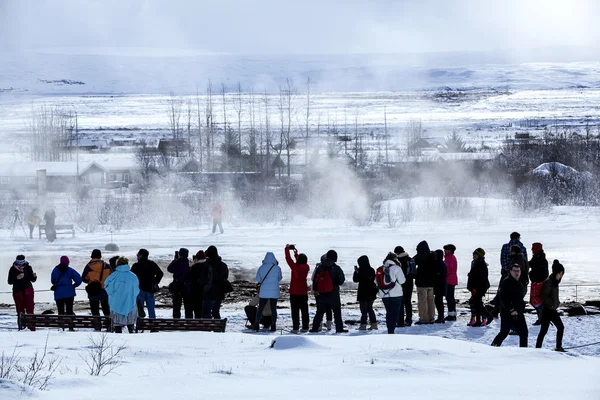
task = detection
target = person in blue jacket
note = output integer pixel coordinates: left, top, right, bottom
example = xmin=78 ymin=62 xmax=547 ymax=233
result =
xmin=254 ymin=252 xmax=282 ymax=332
xmin=51 ymin=256 xmax=82 ymax=315
xmin=104 ymin=256 xmax=140 ymax=333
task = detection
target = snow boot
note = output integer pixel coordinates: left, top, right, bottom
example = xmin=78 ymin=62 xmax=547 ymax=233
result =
xmin=357 ymin=324 xmax=368 ymax=331
xmin=326 ymin=321 xmax=333 ymax=331
xmin=434 ymin=318 xmax=445 ymax=324
xmin=369 ymin=322 xmax=378 ymax=330
xmin=291 ymin=329 xmax=299 ymax=334
xmin=555 ymin=347 xmax=567 ymax=353
xmin=471 ymin=320 xmax=483 ymax=327
xmin=467 ymin=317 xmax=476 ymax=327
xmin=481 ymin=317 xmax=488 ymax=326
xmin=533 ymin=320 xmax=541 ymax=326
xmin=445 ymin=312 xmax=457 ymax=321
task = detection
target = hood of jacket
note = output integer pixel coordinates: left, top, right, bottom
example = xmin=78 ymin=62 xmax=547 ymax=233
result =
xmin=57 ymin=263 xmax=69 ymax=272
xmin=116 ymin=264 xmax=131 ymax=272
xmin=397 ymin=252 xmax=410 ymax=259
xmin=262 ymin=252 xmax=277 ymax=266
xmin=416 ymin=240 xmax=430 ymax=254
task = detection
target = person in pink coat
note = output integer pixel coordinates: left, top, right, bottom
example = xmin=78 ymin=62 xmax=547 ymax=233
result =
xmin=443 ymin=244 xmax=458 ymax=321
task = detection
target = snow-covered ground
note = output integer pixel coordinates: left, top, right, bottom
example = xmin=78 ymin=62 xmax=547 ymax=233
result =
xmin=1 ymin=316 xmax=599 ymax=399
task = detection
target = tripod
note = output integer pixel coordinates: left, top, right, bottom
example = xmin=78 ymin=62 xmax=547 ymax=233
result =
xmin=10 ymin=209 xmax=28 ymax=239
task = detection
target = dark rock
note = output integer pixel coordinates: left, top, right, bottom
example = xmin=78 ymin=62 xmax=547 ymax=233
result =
xmin=105 ymin=243 xmax=120 ymax=251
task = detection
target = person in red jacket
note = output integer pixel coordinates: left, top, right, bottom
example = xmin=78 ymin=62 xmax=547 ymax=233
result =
xmin=443 ymin=244 xmax=458 ymax=321
xmin=284 ymin=244 xmax=310 ymax=333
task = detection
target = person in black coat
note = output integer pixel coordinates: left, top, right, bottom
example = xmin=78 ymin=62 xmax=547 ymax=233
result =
xmin=433 ymin=249 xmax=447 ymax=323
xmin=310 ymin=250 xmax=347 ymax=333
xmin=491 ymin=264 xmax=528 ymax=347
xmin=353 ymin=255 xmax=377 ymax=330
xmin=414 ymin=240 xmax=437 ymax=324
xmin=394 ymin=246 xmax=415 ymax=327
xmin=188 ymin=250 xmax=208 ymax=319
xmin=131 ymin=248 xmax=164 ymax=319
xmin=7 ymin=255 xmax=37 ymax=330
xmin=529 ymin=242 xmax=549 ymax=325
xmin=536 ymin=260 xmax=566 ymax=352
xmin=510 ymin=245 xmax=530 ymax=296
xmin=467 ymin=248 xmax=490 ymax=327
xmin=199 ymin=245 xmax=229 ymax=319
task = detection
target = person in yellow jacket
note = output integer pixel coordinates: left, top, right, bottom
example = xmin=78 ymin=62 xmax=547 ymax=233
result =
xmin=81 ymin=249 xmax=113 ymax=329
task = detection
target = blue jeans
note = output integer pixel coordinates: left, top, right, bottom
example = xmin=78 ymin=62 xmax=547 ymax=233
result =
xmin=382 ymin=296 xmax=403 ymax=334
xmin=138 ymin=290 xmax=156 ymax=319
xmin=202 ymin=300 xmax=222 ymax=319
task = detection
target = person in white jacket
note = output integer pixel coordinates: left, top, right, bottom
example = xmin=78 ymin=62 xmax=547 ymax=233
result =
xmin=254 ymin=252 xmax=282 ymax=332
xmin=378 ymin=255 xmax=406 ymax=334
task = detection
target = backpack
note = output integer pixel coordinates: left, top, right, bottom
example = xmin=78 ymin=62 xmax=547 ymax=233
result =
xmin=376 ymin=265 xmax=395 ymax=291
xmin=406 ymin=258 xmax=417 ymax=277
xmin=316 ymin=268 xmax=334 ymax=294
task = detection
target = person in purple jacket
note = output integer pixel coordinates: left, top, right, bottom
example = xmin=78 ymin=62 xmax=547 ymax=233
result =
xmin=51 ymin=256 xmax=83 ymax=316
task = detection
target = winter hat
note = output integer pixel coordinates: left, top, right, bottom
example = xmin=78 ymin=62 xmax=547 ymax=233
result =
xmin=510 ymin=232 xmax=521 ymax=240
xmin=510 ymin=245 xmax=522 ymax=254
xmin=326 ymin=249 xmax=338 ymax=262
xmin=91 ymin=249 xmax=102 ymax=259
xmin=15 ymin=254 xmax=26 ymax=264
xmin=384 ymin=252 xmax=398 ymax=264
xmin=205 ymin=245 xmax=218 ymax=259
xmin=109 ymin=256 xmax=119 ymax=269
xmin=138 ymin=248 xmax=149 ymax=258
xmin=60 ymin=256 xmax=70 ymax=265
xmin=393 ymin=246 xmax=405 ymax=255
xmin=443 ymin=244 xmax=456 ymax=253
xmin=552 ymin=260 xmax=565 ymax=275
xmin=178 ymin=248 xmax=189 ymax=258
xmin=320 ymin=254 xmax=327 ymax=263
xmin=116 ymin=256 xmax=129 ymax=266
xmin=194 ymin=250 xmax=207 ymax=263
xmin=473 ymin=248 xmax=485 ymax=258
xmin=297 ymin=253 xmax=308 ymax=264
xmin=532 ymin=242 xmax=543 ymax=255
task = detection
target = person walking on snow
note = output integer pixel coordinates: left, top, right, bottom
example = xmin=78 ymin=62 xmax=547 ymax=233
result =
xmin=353 ymin=255 xmax=378 ymax=331
xmin=491 ymin=264 xmax=528 ymax=348
xmin=284 ymin=244 xmax=310 ymax=333
xmin=254 ymin=252 xmax=282 ymax=332
xmin=529 ymin=242 xmax=548 ymax=326
xmin=467 ymin=248 xmax=490 ymax=327
xmin=104 ymin=256 xmax=140 ymax=333
xmin=536 ymin=260 xmax=566 ymax=352
xmin=443 ymin=244 xmax=458 ymax=321
xmin=212 ymin=202 xmax=224 ymax=234
xmin=8 ymin=255 xmax=37 ymax=330
xmin=378 ymin=253 xmax=406 ymax=334
xmin=51 ymin=256 xmax=82 ymax=316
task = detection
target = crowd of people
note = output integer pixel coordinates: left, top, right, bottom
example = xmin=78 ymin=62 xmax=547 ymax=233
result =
xmin=6 ymin=232 xmax=566 ymax=350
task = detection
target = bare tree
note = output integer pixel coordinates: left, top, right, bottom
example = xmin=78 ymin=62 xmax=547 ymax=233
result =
xmin=406 ymin=118 xmax=424 ymax=157
xmin=248 ymin=87 xmax=258 ymax=171
xmin=195 ymin=87 xmax=203 ymax=172
xmin=186 ymin=99 xmax=193 ymax=158
xmin=304 ymin=77 xmax=312 ymax=167
xmin=167 ymin=92 xmax=182 ymax=141
xmin=280 ymin=78 xmax=296 ymax=177
xmin=29 ymin=105 xmax=74 ymax=161
xmin=205 ymin=80 xmax=214 ymax=171
xmin=233 ymin=82 xmax=244 ymax=171
xmin=263 ymin=89 xmax=272 ymax=177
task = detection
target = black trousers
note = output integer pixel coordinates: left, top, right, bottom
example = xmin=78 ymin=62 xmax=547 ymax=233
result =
xmin=536 ymin=308 xmax=564 ymax=349
xmin=470 ymin=294 xmax=485 ymax=321
xmin=434 ymin=293 xmax=444 ymax=319
xmin=90 ymin=299 xmax=110 ymax=316
xmin=446 ymin=285 xmax=456 ymax=313
xmin=359 ymin=300 xmax=376 ymax=324
xmin=192 ymin=295 xmax=204 ymax=319
xmin=312 ymin=294 xmax=343 ymax=332
xmin=56 ymin=297 xmax=74 ymax=315
xmin=492 ymin=312 xmax=528 ymax=347
xmin=290 ymin=294 xmax=309 ymax=330
xmin=172 ymin=292 xmax=193 ymax=319
xmin=399 ymin=281 xmax=413 ymax=325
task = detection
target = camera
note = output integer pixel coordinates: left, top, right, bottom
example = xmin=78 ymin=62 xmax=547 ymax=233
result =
xmin=288 ymin=244 xmax=296 ymax=250
xmin=174 ymin=251 xmax=179 ymax=260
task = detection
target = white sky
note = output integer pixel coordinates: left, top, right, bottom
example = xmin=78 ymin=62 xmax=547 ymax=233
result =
xmin=1 ymin=0 xmax=599 ymax=54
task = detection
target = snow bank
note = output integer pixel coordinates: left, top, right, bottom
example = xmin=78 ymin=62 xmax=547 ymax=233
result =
xmin=269 ymin=335 xmax=324 ymax=350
